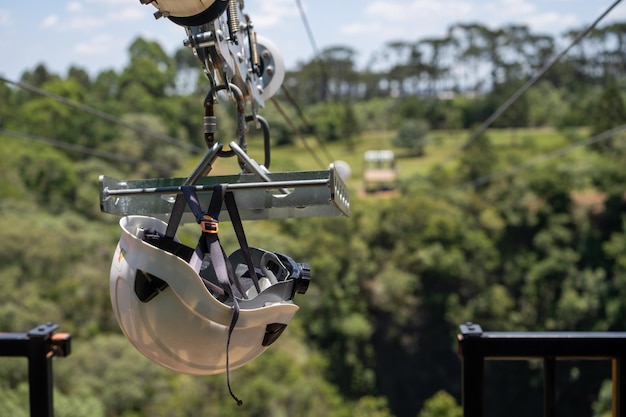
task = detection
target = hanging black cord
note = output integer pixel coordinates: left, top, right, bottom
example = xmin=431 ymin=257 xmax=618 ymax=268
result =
xmin=225 ymin=302 xmax=243 ymax=406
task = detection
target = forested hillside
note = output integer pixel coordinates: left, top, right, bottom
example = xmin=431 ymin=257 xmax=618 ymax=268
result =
xmin=1 ymin=20 xmax=626 ymax=417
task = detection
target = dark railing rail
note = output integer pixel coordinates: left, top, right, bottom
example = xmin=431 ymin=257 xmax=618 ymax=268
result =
xmin=457 ymin=322 xmax=626 ymax=417
xmin=0 ymin=323 xmax=71 ymax=417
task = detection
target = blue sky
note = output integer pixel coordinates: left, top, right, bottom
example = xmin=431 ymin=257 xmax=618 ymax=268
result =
xmin=1 ymin=0 xmax=625 ymax=81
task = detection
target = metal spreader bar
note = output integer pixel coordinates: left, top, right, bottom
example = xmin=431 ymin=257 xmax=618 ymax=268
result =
xmin=99 ymin=166 xmax=350 ymax=222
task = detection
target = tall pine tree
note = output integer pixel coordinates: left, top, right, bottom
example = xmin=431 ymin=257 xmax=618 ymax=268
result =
xmin=589 ymin=78 xmax=626 ymax=155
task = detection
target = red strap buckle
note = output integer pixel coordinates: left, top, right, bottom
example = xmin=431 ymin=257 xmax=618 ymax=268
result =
xmin=200 ymin=214 xmax=218 ymax=234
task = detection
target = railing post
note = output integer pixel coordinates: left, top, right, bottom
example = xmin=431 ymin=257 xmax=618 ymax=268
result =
xmin=613 ymin=357 xmax=626 ymax=417
xmin=0 ymin=323 xmax=71 ymax=417
xmin=459 ymin=322 xmax=485 ymax=417
xmin=543 ymin=357 xmax=556 ymax=417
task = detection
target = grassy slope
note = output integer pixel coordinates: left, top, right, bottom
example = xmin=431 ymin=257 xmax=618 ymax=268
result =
xmin=179 ymin=126 xmax=590 ymax=195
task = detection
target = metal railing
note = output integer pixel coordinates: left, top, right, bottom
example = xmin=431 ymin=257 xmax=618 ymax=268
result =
xmin=0 ymin=323 xmax=71 ymax=417
xmin=457 ymin=322 xmax=626 ymax=417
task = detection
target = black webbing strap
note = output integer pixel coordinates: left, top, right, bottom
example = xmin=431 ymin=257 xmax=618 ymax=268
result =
xmin=181 ymin=184 xmax=243 ymax=406
xmin=182 ymin=185 xmax=247 ymax=299
xmin=224 ymin=191 xmax=261 ymax=293
xmin=164 ymin=194 xmax=187 ymax=239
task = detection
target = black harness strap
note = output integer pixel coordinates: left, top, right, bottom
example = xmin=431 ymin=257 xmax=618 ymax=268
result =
xmin=181 ymin=184 xmax=244 ymax=406
xmin=224 ymin=191 xmax=261 ymax=294
xmin=181 ymin=185 xmax=248 ymax=299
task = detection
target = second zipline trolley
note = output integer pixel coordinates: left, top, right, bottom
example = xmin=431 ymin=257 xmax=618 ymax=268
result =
xmin=99 ymin=0 xmax=349 ymax=404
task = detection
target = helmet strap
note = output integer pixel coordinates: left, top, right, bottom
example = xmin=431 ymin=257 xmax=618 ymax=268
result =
xmin=181 ymin=184 xmax=244 ymax=405
xmin=224 ymin=191 xmax=261 ymax=293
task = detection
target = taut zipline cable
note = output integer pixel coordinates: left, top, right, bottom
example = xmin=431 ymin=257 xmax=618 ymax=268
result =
xmin=0 ymin=76 xmax=204 ymax=154
xmin=0 ymin=127 xmax=158 ymax=166
xmin=452 ymin=125 xmax=626 ymax=190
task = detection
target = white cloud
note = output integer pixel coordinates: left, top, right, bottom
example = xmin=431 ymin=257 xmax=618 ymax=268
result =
xmin=341 ymin=21 xmax=384 ymax=36
xmin=365 ymin=0 xmax=475 ymax=23
xmin=107 ymin=6 xmax=146 ymax=21
xmin=67 ymin=2 xmax=83 ymax=13
xmin=482 ymin=0 xmax=541 ymax=25
xmin=480 ymin=0 xmax=580 ymax=36
xmin=528 ymin=11 xmax=578 ymax=35
xmin=41 ymin=14 xmax=60 ymax=29
xmin=0 ymin=9 xmax=12 ymax=27
xmin=346 ymin=0 xmax=477 ymax=43
xmin=67 ymin=15 xmax=108 ymax=31
xmin=251 ymin=0 xmax=299 ymax=29
xmin=488 ymin=0 xmax=537 ymax=16
xmin=87 ymin=0 xmax=130 ymax=5
xmin=600 ymin=3 xmax=626 ymax=22
xmin=348 ymin=0 xmax=593 ymax=43
xmin=332 ymin=0 xmax=604 ymax=69
xmin=40 ymin=10 xmax=108 ymax=33
xmin=54 ymin=1 xmax=146 ymax=33
xmin=74 ymin=33 xmax=115 ymax=55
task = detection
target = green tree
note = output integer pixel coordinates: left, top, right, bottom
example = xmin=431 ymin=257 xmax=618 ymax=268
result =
xmin=308 ymin=102 xmax=359 ymax=144
xmin=490 ymin=81 xmax=530 ymax=130
xmin=352 ymin=396 xmax=395 ymax=417
xmin=119 ymin=37 xmax=175 ymax=100
xmin=592 ymin=380 xmax=613 ymax=417
xmin=13 ymin=77 xmax=97 ymax=147
xmin=391 ymin=96 xmax=425 ymax=127
xmin=526 ymin=81 xmax=567 ymax=127
xmin=456 ymin=131 xmax=497 ymax=186
xmin=0 ymin=382 xmax=28 ymax=417
xmin=418 ymin=391 xmax=462 ymax=417
xmin=392 ymin=119 xmax=429 ymax=156
xmin=67 ymin=66 xmax=91 ymax=89
xmin=341 ymin=100 xmax=361 ymax=149
xmin=0 ymin=80 xmax=13 ymax=126
xmin=103 ymin=113 xmax=183 ymax=178
xmin=55 ymin=334 xmax=166 ymax=417
xmin=92 ymin=69 xmax=121 ymax=103
xmin=321 ymin=45 xmax=359 ymax=100
xmin=173 ymin=46 xmax=202 ymax=94
xmin=4 ymin=139 xmax=79 ymax=213
xmin=589 ymin=78 xmax=626 ymax=154
xmin=20 ymin=63 xmax=59 ymax=88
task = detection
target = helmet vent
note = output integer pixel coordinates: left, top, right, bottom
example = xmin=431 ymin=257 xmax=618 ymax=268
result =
xmin=135 ymin=270 xmax=169 ymax=303
xmin=262 ymin=323 xmax=288 ymax=346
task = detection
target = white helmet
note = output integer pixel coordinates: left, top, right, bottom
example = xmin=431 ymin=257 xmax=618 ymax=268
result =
xmin=109 ymin=213 xmax=310 ymax=376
